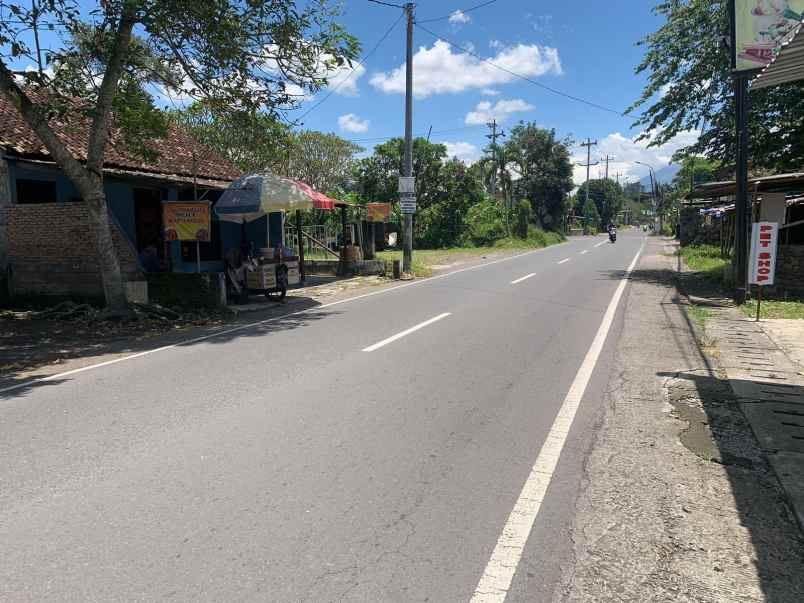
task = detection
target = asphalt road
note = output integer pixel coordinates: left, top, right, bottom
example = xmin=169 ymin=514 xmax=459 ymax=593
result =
xmin=1 ymin=230 xmax=644 ymax=602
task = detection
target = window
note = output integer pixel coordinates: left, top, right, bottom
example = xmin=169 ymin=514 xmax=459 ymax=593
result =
xmin=15 ymin=179 xmax=57 ymax=204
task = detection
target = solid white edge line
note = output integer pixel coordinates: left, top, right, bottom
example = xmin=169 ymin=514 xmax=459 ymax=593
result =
xmin=362 ymin=312 xmax=451 ymax=352
xmin=0 ymin=241 xmax=574 ymax=397
xmin=558 ymin=258 xmax=570 ymax=264
xmin=470 ymin=238 xmax=645 ymax=603
xmin=510 ymin=273 xmax=536 ymax=285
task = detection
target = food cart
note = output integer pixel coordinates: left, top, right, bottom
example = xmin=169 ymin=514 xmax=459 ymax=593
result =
xmin=215 ymin=173 xmax=334 ymax=303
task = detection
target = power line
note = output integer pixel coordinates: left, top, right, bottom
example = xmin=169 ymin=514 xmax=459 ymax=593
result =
xmin=416 ymin=0 xmax=500 ymax=24
xmin=366 ymin=0 xmax=405 ymax=8
xmin=295 ymin=11 xmax=405 ymax=124
xmin=415 ymin=22 xmax=633 ymax=118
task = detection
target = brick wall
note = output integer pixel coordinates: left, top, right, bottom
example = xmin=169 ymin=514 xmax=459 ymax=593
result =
xmin=1 ymin=202 xmax=144 ymax=299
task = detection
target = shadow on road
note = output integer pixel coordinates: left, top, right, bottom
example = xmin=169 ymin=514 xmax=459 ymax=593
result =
xmin=0 ymin=295 xmax=335 ymax=399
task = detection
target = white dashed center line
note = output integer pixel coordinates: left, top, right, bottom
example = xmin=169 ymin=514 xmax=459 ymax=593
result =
xmin=557 ymin=258 xmax=570 ymax=265
xmin=510 ymin=273 xmax=536 ymax=285
xmin=580 ymin=250 xmax=589 ymax=255
xmin=362 ymin=313 xmax=451 ymax=352
xmin=594 ymin=241 xmax=606 ymax=248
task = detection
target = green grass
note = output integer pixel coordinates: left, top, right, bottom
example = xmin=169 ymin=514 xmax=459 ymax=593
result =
xmin=740 ymin=299 xmax=804 ymax=320
xmin=677 ymin=244 xmax=732 ymax=286
xmin=687 ymin=304 xmax=711 ymax=329
xmin=377 ymin=230 xmax=565 ymax=277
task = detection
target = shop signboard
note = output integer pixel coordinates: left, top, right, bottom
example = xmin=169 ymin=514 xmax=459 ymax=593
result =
xmin=733 ymin=0 xmax=804 ymax=72
xmin=749 ymin=221 xmax=779 ymax=285
xmin=163 ymin=202 xmax=211 ymax=242
xmin=367 ymin=203 xmax=392 ymax=222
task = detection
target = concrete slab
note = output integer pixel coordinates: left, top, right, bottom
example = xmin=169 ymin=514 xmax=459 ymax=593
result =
xmin=768 ymin=451 xmax=804 ymax=532
xmin=740 ymin=402 xmax=804 ymax=454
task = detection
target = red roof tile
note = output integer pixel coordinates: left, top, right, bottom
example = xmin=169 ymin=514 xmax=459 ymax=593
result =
xmin=0 ymin=93 xmax=242 ymax=182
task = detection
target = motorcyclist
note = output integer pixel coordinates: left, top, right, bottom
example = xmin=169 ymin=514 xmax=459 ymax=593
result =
xmin=607 ymin=221 xmax=617 ymax=242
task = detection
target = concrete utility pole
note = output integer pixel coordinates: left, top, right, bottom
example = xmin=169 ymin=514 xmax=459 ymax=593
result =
xmin=485 ymin=119 xmax=506 ymax=198
xmin=402 ymin=1 xmax=414 ymax=274
xmin=602 ymin=154 xmax=615 ymax=180
xmin=577 ymin=138 xmax=599 ymax=215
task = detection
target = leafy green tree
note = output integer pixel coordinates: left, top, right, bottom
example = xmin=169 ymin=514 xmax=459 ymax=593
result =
xmin=671 ymin=155 xmax=722 ymax=192
xmin=0 ymin=0 xmax=358 ymax=312
xmin=353 ymin=137 xmax=447 ymax=210
xmin=576 ymin=179 xmax=624 ymax=229
xmin=631 ymin=1 xmax=804 ymax=171
xmin=504 ymin=123 xmax=573 ymax=229
xmin=414 ymin=159 xmax=485 ymax=248
xmin=462 ymin=197 xmax=507 ymax=246
xmin=286 ymin=131 xmax=363 ymax=193
xmin=515 ymin=199 xmax=530 ymax=239
xmin=169 ymin=102 xmax=292 ymax=173
xmin=582 ymin=197 xmax=600 ymax=233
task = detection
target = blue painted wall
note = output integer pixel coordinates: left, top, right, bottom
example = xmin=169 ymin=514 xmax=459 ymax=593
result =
xmin=8 ymin=159 xmax=287 ymax=274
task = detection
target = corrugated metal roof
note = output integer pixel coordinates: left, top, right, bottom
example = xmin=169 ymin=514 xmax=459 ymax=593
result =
xmin=752 ymin=21 xmax=804 ymax=90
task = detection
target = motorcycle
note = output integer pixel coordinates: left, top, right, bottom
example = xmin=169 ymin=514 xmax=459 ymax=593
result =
xmin=609 ymin=229 xmax=617 ymax=243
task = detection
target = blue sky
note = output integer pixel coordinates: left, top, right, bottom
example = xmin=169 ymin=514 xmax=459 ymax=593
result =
xmin=289 ymin=0 xmax=697 ymax=185
xmin=7 ymin=0 xmax=695 ymax=185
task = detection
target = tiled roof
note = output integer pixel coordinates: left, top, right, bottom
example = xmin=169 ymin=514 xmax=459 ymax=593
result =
xmin=0 ymin=93 xmax=242 ymax=182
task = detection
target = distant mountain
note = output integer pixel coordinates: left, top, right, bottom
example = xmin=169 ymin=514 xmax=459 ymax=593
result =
xmin=639 ymin=163 xmax=680 ymax=189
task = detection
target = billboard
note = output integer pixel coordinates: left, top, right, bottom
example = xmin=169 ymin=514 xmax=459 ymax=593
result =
xmin=749 ymin=222 xmax=779 ymax=285
xmin=163 ymin=202 xmax=211 ymax=242
xmin=734 ymin=0 xmax=804 ymax=72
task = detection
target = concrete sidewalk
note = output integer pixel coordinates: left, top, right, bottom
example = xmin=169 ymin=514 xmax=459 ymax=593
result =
xmin=704 ymin=311 xmax=804 ymax=532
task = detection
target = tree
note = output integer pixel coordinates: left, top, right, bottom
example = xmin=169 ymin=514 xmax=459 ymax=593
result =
xmin=504 ymin=122 xmax=574 ymax=230
xmin=286 ymin=131 xmax=362 ymax=193
xmin=631 ymin=1 xmax=804 ymax=172
xmin=414 ymin=158 xmax=485 ymax=248
xmin=672 ymin=155 xmax=722 ymax=193
xmin=515 ymin=199 xmax=530 ymax=239
xmin=169 ymin=103 xmax=292 ymax=174
xmin=0 ymin=0 xmax=358 ymax=312
xmin=353 ymin=137 xmax=447 ymax=209
xmin=576 ymin=179 xmax=624 ymax=229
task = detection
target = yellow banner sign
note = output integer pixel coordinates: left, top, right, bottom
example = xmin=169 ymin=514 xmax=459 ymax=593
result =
xmin=163 ymin=202 xmax=211 ymax=242
xmin=367 ymin=203 xmax=391 ymax=223
xmin=735 ymin=0 xmax=804 ymax=72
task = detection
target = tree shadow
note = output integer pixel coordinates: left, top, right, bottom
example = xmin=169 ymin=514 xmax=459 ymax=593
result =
xmin=0 ymin=295 xmax=335 ymax=400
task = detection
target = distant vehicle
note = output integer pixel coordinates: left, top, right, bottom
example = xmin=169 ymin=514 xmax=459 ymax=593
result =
xmin=608 ymin=226 xmax=617 ymax=243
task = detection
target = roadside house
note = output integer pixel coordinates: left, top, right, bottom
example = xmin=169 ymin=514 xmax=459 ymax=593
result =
xmin=0 ymin=94 xmax=286 ymax=302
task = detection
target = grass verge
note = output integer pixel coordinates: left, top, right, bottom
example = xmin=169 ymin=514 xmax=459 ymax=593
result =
xmin=377 ymin=230 xmax=565 ymax=278
xmin=687 ymin=304 xmax=711 ymax=329
xmin=740 ymin=299 xmax=804 ymax=320
xmin=676 ymin=244 xmax=732 ymax=286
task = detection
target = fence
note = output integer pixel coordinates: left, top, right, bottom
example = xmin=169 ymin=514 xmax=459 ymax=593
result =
xmin=284 ymin=223 xmax=339 ymax=259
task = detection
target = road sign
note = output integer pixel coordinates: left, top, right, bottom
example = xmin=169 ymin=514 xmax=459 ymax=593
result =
xmin=367 ymin=203 xmax=391 ymax=222
xmin=399 ymin=193 xmax=416 ymax=214
xmin=398 ymin=176 xmax=415 ymax=194
xmin=749 ymin=221 xmax=779 ymax=285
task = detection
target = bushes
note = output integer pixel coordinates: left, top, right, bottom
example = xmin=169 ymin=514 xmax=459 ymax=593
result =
xmin=461 ymin=197 xmax=508 ymax=246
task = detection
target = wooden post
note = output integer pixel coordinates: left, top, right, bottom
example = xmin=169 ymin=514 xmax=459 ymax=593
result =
xmin=340 ymin=205 xmax=348 ymax=247
xmin=365 ymin=221 xmax=376 ymax=260
xmin=756 ymin=285 xmax=762 ymax=322
xmin=296 ymin=209 xmax=305 ymax=284
xmin=196 ymin=240 xmax=201 ymax=273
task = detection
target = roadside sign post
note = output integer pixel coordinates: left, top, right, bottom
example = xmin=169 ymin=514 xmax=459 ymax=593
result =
xmin=748 ymin=221 xmax=779 ymax=321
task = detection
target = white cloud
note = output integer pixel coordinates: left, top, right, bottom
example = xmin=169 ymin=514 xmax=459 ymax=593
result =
xmin=465 ymin=98 xmax=534 ymax=125
xmin=370 ymin=40 xmax=562 ymax=98
xmin=481 ymin=88 xmax=501 ymax=96
xmin=489 ymin=39 xmax=503 ymax=49
xmin=338 ymin=113 xmax=370 ymax=133
xmin=443 ymin=141 xmax=481 ymax=163
xmin=324 ymin=62 xmax=366 ymax=96
xmin=449 ymin=9 xmax=471 ymax=24
xmin=570 ymin=129 xmax=701 ymax=186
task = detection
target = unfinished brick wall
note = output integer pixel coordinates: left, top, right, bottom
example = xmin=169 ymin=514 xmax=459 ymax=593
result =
xmin=1 ymin=202 xmax=144 ymax=299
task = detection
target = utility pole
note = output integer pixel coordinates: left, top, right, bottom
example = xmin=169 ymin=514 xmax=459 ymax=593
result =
xmin=401 ymin=1 xmax=414 ymax=275
xmin=577 ymin=139 xmax=599 ymax=225
xmin=485 ymin=118 xmax=506 ymax=198
xmin=602 ymin=154 xmax=615 ymax=180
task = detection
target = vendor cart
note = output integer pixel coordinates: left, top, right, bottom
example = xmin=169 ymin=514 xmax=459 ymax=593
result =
xmin=244 ymin=252 xmax=301 ymax=301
